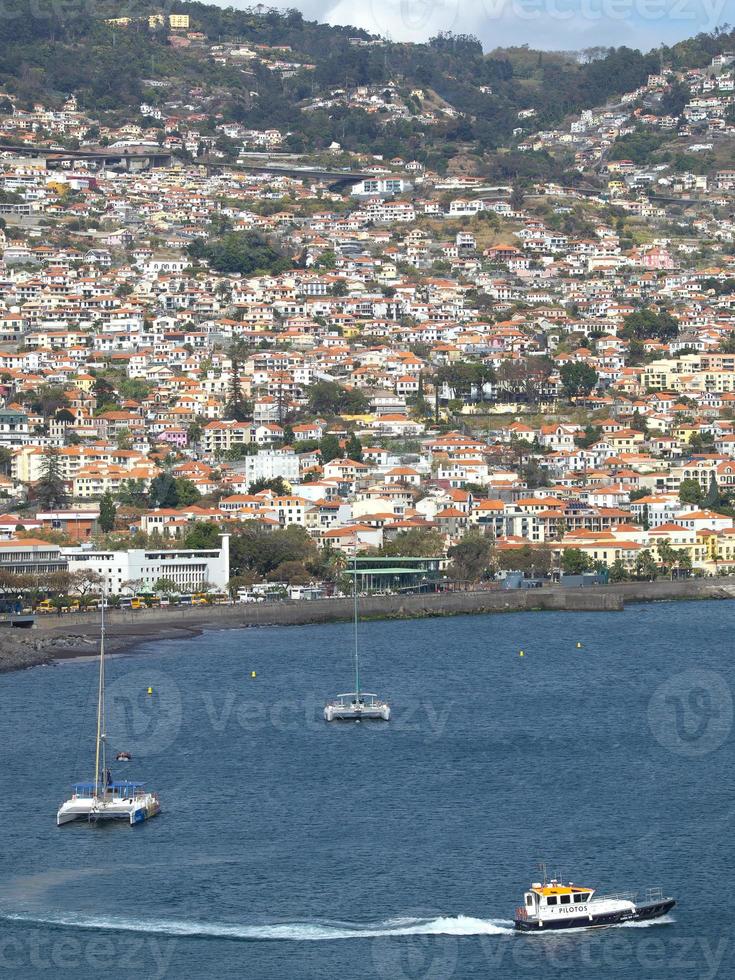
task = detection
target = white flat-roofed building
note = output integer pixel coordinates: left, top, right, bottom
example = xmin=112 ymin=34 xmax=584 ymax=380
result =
xmin=233 ymin=450 xmax=300 ymax=488
xmin=63 ymin=535 xmax=230 ymax=593
xmin=0 ymin=538 xmax=66 ymax=575
xmin=350 ymin=177 xmax=410 ymax=197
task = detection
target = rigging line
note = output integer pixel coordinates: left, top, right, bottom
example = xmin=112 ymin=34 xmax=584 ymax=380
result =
xmin=69 ymin=648 xmax=102 ymax=791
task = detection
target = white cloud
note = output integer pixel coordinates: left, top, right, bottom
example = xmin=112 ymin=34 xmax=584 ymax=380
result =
xmin=221 ymin=0 xmax=735 ymax=50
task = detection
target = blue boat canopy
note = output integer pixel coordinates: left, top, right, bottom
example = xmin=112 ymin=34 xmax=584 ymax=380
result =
xmin=73 ymin=781 xmax=145 ymax=792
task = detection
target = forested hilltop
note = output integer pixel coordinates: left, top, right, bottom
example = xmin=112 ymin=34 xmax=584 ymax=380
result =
xmin=0 ymin=0 xmax=734 ymax=165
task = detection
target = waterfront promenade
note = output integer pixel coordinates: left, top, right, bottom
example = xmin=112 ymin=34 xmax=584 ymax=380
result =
xmin=1 ymin=576 xmax=734 ymax=674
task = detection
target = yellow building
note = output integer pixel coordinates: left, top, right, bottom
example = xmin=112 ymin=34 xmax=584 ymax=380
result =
xmin=169 ymin=14 xmax=190 ymax=29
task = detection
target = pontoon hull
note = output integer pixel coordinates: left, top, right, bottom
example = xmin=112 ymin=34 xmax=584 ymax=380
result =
xmin=57 ymin=795 xmax=161 ymax=827
xmin=514 ymin=898 xmax=675 ymax=931
xmin=324 ymin=705 xmax=390 ymax=721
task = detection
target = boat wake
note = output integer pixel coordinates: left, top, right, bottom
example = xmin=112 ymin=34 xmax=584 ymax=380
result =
xmin=614 ymin=914 xmax=675 ymax=929
xmin=0 ymin=910 xmax=514 ymax=941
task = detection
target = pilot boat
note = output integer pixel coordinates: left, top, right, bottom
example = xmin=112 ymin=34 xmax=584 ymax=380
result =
xmin=514 ymin=875 xmax=675 ymax=931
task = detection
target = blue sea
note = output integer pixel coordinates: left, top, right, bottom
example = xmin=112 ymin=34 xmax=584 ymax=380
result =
xmin=0 ymin=600 xmax=733 ymax=979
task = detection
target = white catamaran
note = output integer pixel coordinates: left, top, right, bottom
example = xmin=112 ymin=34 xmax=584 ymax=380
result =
xmin=57 ymin=585 xmax=161 ymax=826
xmin=324 ymin=557 xmax=390 ymax=722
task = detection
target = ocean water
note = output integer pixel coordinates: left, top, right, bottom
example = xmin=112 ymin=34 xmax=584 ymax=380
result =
xmin=0 ymin=600 xmax=733 ymax=979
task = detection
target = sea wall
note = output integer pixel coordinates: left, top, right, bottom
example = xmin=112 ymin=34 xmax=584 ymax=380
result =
xmin=30 ymin=585 xmax=624 ymax=634
xmin=28 ymin=575 xmax=735 ymax=634
xmin=1 ymin=576 xmax=733 ymax=675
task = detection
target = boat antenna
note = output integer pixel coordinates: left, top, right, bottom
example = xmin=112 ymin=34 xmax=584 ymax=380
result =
xmin=93 ymin=578 xmax=107 ymax=799
xmin=538 ymin=860 xmax=547 ymax=885
xmin=352 ymin=543 xmax=359 ymax=699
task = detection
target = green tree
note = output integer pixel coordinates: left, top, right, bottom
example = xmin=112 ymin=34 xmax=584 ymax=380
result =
xmin=174 ymin=478 xmax=202 ymax=506
xmin=510 ymin=183 xmax=524 ymax=210
xmin=382 ymin=528 xmax=445 ymax=558
xmin=267 ymin=560 xmax=311 ymax=585
xmin=346 ymin=432 xmax=363 ymax=461
xmin=183 ymin=521 xmax=221 ymax=549
xmin=98 ymin=491 xmax=116 ymax=533
xmin=635 ymin=548 xmax=658 ymax=580
xmin=116 ymin=479 xmax=148 ymax=507
xmin=320 ymin=433 xmax=342 ymax=463
xmin=631 ymin=410 xmax=648 ymax=433
xmin=229 ymin=523 xmax=316 ymax=578
xmin=561 ymin=548 xmax=592 ymax=575
xmin=308 ymin=381 xmax=368 ymax=416
xmin=575 ymin=425 xmax=602 ymax=448
xmin=225 ymin=338 xmax=252 ymax=422
xmin=656 ymin=538 xmax=677 ymax=571
xmin=447 ymin=532 xmax=494 ymax=581
xmin=26 ymin=384 xmax=69 ymax=418
xmin=36 ymin=447 xmax=67 ymax=510
xmin=608 ymin=558 xmax=630 ymax=582
xmin=703 ymin=474 xmax=721 ymax=508
xmin=496 ymin=543 xmax=552 ymax=576
xmin=187 ymin=231 xmax=291 ymax=276
xmin=660 ymin=79 xmax=691 ymax=117
xmin=678 ymin=478 xmax=702 ymax=505
xmin=249 ymin=477 xmax=290 ymax=496
xmin=153 ymin=577 xmax=178 ymax=595
xmin=187 ymin=421 xmax=204 ymax=445
xmin=92 ymin=376 xmax=116 ymax=410
xmin=559 ymin=362 xmax=598 ymax=400
xmin=0 ymin=446 xmax=12 ymax=476
xmin=621 ymin=308 xmax=679 ymax=342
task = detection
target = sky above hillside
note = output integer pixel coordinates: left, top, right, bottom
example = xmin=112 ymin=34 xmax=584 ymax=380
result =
xmin=228 ymin=0 xmax=733 ymax=50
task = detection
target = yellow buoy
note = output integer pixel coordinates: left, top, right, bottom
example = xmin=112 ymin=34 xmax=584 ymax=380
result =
xmin=576 ymin=642 xmax=583 ymax=649
xmin=147 ymin=687 xmax=153 ymax=695
xmin=250 ymin=671 xmax=257 ymax=679
xmin=519 ymin=650 xmax=524 ymax=657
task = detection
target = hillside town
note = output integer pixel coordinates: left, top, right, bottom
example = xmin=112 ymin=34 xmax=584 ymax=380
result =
xmin=1 ymin=50 xmax=735 ymax=606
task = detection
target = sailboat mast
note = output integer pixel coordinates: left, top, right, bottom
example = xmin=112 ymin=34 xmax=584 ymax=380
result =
xmin=352 ymin=551 xmax=359 ymax=698
xmin=93 ymin=581 xmax=106 ymax=797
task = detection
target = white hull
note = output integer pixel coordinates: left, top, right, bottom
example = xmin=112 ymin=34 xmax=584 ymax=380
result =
xmin=57 ymin=792 xmax=161 ymax=827
xmin=324 ymin=703 xmax=390 ymax=721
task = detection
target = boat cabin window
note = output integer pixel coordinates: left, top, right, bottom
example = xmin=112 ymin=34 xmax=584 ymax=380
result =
xmin=546 ymin=896 xmax=558 ymax=906
xmin=560 ymin=895 xmax=572 ymax=905
xmin=525 ymin=895 xmax=534 ymax=907
xmin=575 ymin=893 xmax=590 ymax=903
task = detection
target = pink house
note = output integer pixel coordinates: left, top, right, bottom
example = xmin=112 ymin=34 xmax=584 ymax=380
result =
xmin=156 ymin=428 xmax=188 ymax=448
xmin=640 ymin=247 xmax=675 ymax=270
